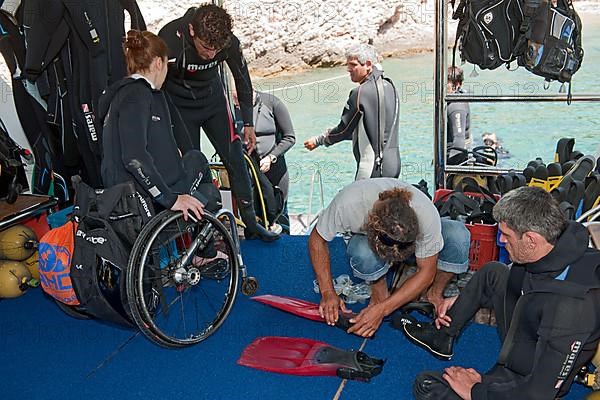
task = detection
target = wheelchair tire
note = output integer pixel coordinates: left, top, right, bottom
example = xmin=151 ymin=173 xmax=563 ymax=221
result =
xmin=126 ymin=210 xmax=240 ymax=348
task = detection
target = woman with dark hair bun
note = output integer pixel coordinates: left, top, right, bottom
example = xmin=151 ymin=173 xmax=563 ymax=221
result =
xmin=98 ymin=29 xmax=221 ymax=221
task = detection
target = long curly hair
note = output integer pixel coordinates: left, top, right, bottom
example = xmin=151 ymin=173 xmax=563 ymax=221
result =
xmin=365 ymin=188 xmax=419 ymax=264
xmin=191 ymin=4 xmax=233 ymax=50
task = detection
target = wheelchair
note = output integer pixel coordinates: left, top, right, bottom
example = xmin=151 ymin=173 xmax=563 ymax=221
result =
xmin=47 ymin=188 xmax=257 ymax=348
xmin=124 ymin=208 xmax=258 ymax=348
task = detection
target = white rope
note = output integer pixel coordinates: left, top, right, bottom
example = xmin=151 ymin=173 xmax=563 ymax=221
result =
xmin=261 ymin=74 xmax=348 ymax=93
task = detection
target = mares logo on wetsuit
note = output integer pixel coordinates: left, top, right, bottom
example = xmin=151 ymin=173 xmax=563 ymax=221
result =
xmin=186 ymin=61 xmax=219 ymax=72
xmin=81 ymin=104 xmax=98 ymax=142
xmin=554 ymin=340 xmax=582 ymax=389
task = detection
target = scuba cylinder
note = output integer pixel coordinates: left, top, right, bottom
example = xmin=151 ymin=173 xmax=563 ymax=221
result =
xmin=0 ymin=260 xmax=33 ymax=298
xmin=0 ymin=225 xmax=37 ymax=260
xmin=23 ymin=250 xmax=40 ymax=281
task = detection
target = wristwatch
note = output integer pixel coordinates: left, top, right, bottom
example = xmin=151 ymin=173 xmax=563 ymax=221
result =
xmin=268 ymin=154 xmax=277 ymax=163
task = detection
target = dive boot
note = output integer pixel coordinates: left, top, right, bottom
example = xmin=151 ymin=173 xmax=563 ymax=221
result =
xmin=402 ymin=321 xmax=455 ymax=360
xmin=239 ymin=205 xmax=280 ymax=242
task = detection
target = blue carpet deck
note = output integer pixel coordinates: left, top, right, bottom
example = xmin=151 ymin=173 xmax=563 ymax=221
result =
xmin=0 ymin=236 xmax=591 ymax=399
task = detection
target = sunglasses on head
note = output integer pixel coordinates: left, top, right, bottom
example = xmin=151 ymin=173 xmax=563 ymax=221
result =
xmin=377 ymin=231 xmax=414 ymax=249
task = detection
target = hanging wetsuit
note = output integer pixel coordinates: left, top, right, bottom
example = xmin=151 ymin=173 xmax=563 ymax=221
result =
xmin=98 ymin=77 xmax=220 ymax=211
xmin=21 ymin=0 xmax=146 ymax=188
xmin=446 ymin=88 xmax=471 ymax=158
xmin=0 ymin=10 xmax=61 ymax=197
xmin=315 ymin=68 xmax=401 ymax=180
xmin=158 ymin=8 xmax=278 ymax=241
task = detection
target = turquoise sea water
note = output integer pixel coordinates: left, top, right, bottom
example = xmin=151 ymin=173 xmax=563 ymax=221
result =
xmin=254 ymin=14 xmax=600 ymax=215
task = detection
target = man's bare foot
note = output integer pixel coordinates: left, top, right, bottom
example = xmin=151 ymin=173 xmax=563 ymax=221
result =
xmin=369 ymin=277 xmax=389 ymax=305
xmin=425 ymin=289 xmax=444 ymax=312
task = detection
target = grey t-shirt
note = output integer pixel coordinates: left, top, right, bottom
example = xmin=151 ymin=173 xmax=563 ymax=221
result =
xmin=315 ymin=178 xmax=444 ymax=259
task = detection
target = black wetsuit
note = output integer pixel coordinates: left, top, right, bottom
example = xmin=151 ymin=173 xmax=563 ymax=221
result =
xmin=0 ymin=10 xmax=61 ymax=197
xmin=98 ymin=77 xmax=219 ymax=211
xmin=158 ymin=7 xmax=254 ymax=207
xmin=20 ymin=0 xmax=146 ymax=188
xmin=416 ymin=222 xmax=600 ymax=400
xmin=315 ymin=68 xmax=400 ymax=180
xmin=253 ymin=91 xmax=295 ymax=201
xmin=446 ymin=88 xmax=471 ymax=158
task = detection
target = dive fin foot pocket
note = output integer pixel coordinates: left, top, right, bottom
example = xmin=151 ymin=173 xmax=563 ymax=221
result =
xmin=237 ymin=336 xmax=385 ymax=381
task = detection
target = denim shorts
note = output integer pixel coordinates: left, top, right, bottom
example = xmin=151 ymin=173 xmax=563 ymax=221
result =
xmin=346 ymin=218 xmax=471 ymax=282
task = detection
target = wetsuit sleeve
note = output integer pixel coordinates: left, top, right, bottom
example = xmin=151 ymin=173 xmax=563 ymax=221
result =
xmin=471 ymin=295 xmax=598 ymax=400
xmin=225 ymin=37 xmax=254 ymax=126
xmin=316 ymin=89 xmax=361 ymax=147
xmin=447 ymin=108 xmax=468 ymax=149
xmin=118 ymin=90 xmax=178 ymax=209
xmin=270 ymin=96 xmax=296 ymax=158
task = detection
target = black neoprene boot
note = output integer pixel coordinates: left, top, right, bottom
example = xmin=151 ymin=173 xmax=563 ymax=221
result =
xmin=238 ymin=204 xmax=280 ymax=242
xmin=402 ymin=321 xmax=455 ymax=360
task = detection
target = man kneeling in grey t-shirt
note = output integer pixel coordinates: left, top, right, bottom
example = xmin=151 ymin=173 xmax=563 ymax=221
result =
xmin=309 ymin=178 xmax=471 ymax=338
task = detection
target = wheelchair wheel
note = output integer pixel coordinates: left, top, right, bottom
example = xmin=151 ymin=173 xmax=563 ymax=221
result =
xmin=126 ymin=210 xmax=240 ymax=348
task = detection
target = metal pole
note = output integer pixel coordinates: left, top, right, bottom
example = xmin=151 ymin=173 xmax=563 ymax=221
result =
xmin=434 ymin=0 xmax=447 ymax=189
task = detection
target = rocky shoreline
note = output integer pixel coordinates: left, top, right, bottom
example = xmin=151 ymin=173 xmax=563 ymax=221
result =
xmin=1 ymin=0 xmax=598 ymax=83
xmin=140 ymin=0 xmax=600 ymax=77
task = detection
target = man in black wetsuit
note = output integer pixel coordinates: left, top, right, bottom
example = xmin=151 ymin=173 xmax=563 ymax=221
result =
xmin=446 ymin=66 xmax=471 ymax=160
xmin=304 ymin=43 xmax=400 ymax=180
xmin=158 ymin=4 xmax=278 ymax=241
xmin=405 ymin=186 xmax=600 ymax=400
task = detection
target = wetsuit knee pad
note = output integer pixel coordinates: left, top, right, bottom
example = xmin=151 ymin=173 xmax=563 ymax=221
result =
xmin=183 ymin=150 xmax=212 ymax=182
xmin=192 ymin=183 xmax=222 ymax=213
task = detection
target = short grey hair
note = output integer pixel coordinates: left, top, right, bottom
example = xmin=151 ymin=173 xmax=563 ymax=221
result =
xmin=492 ymin=186 xmax=567 ymax=245
xmin=345 ymin=43 xmax=379 ymax=66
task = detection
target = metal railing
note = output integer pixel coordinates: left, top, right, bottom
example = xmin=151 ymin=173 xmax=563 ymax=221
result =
xmin=434 ymin=0 xmax=600 ymax=188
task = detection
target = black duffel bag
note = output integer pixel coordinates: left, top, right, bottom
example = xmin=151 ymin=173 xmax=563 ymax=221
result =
xmin=68 ymin=179 xmax=155 ymax=325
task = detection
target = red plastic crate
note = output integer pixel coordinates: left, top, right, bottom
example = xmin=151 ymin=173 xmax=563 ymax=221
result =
xmin=465 ymin=223 xmax=499 ymax=271
xmin=433 ymin=189 xmax=500 ymax=271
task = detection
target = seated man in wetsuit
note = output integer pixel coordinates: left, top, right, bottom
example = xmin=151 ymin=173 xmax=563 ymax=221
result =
xmin=304 ymin=43 xmax=401 ymax=180
xmin=99 ymin=30 xmax=224 ymax=265
xmin=407 ymin=186 xmax=600 ymax=400
xmin=309 ymin=178 xmax=471 ymax=337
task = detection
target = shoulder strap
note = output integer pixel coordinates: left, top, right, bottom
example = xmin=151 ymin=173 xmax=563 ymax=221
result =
xmin=375 ymin=75 xmax=386 ymax=176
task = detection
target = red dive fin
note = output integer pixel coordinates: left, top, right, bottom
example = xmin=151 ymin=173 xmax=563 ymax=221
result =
xmin=237 ymin=336 xmax=384 ymax=381
xmin=252 ymin=294 xmax=356 ymax=330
